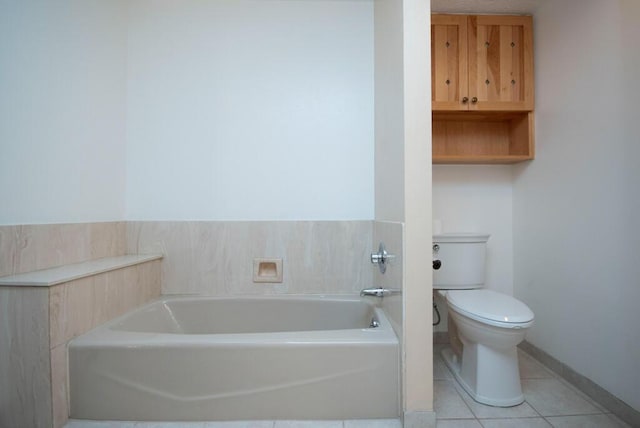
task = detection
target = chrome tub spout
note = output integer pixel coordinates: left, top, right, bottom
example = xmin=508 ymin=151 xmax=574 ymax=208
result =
xmin=360 ymin=287 xmax=402 ymax=298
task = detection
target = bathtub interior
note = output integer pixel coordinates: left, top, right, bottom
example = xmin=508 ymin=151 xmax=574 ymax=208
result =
xmin=111 ymin=296 xmax=378 ymax=334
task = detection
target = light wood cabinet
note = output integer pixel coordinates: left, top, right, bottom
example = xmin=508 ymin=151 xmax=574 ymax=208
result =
xmin=432 ymin=14 xmax=533 ymax=111
xmin=431 ymin=14 xmax=535 ymax=164
xmin=431 ymin=15 xmax=469 ymax=111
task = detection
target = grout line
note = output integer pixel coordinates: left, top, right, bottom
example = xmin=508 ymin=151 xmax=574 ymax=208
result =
xmin=524 ymin=395 xmax=545 ymax=419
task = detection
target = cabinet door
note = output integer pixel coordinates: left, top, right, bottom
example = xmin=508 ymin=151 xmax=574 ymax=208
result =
xmin=468 ymin=15 xmax=533 ymax=111
xmin=431 ymin=15 xmax=468 ymax=110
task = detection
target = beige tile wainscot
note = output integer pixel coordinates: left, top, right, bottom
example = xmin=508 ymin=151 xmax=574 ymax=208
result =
xmin=0 ymin=254 xmax=162 ymax=428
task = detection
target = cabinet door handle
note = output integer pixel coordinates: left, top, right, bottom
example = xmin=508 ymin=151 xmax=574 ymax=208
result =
xmin=471 ymin=97 xmax=478 ymax=104
xmin=462 ymin=97 xmax=469 ymax=104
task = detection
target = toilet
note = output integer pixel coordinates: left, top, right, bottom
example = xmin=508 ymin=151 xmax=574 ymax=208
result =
xmin=433 ymin=233 xmax=534 ymax=407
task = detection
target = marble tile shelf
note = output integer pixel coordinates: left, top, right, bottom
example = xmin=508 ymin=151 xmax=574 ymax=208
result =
xmin=0 ymin=254 xmax=163 ymax=287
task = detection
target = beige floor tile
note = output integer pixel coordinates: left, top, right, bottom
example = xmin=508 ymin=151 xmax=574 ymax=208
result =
xmin=546 ymin=413 xmax=630 ymax=428
xmin=436 ymin=419 xmax=482 ymax=428
xmin=435 ymin=380 xmax=475 ymax=419
xmin=434 ymin=352 xmax=454 ymax=380
xmin=134 ymin=423 xmax=206 ymax=428
xmin=65 ymin=421 xmax=137 ymax=427
xmin=522 ymin=379 xmax=601 ymax=416
xmin=344 ymin=419 xmax=401 ymax=428
xmin=553 ymin=376 xmax=607 ymax=413
xmin=479 ymin=418 xmax=552 ymax=428
xmin=273 ymin=421 xmax=342 ymax=428
xmin=203 ymin=422 xmax=275 ymax=428
xmin=451 ymin=379 xmax=539 ymax=419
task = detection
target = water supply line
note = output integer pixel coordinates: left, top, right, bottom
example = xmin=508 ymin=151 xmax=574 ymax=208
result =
xmin=433 ymin=243 xmax=442 ymax=326
xmin=433 ymin=301 xmax=441 ymax=326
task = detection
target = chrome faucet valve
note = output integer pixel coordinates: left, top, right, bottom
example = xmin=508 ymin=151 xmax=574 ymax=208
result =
xmin=370 ymin=242 xmax=395 ymax=274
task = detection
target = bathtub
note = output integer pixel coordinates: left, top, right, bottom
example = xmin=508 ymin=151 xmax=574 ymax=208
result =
xmin=69 ymin=295 xmax=399 ymax=421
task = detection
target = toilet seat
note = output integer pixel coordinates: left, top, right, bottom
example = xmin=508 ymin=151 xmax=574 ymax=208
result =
xmin=447 ymin=289 xmax=534 ymax=329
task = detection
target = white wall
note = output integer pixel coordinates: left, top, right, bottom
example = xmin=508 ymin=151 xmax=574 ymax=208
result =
xmin=433 ymin=165 xmax=514 ymax=295
xmin=125 ymin=0 xmax=374 ymax=221
xmin=0 ymin=0 xmax=373 ymax=224
xmin=514 ymin=0 xmax=640 ymax=411
xmin=374 ymin=0 xmax=404 ymax=223
xmin=0 ymin=0 xmax=128 ymax=225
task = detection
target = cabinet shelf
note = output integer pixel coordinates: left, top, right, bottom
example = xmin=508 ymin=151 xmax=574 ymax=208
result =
xmin=432 ymin=111 xmax=534 ymax=164
xmin=433 ymin=155 xmax=533 ymax=164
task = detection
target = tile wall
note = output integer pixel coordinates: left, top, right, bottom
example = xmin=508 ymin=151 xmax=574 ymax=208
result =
xmin=0 ymin=260 xmax=161 ymax=428
xmin=0 ymin=222 xmax=127 ymax=277
xmin=127 ymin=221 xmax=373 ymax=295
xmin=0 ymin=222 xmax=162 ymax=428
xmin=0 ymin=221 xmax=375 ymax=297
xmin=0 ymin=222 xmax=127 ymax=427
xmin=0 ymin=286 xmax=52 ymax=427
xmin=0 ymin=220 xmax=383 ymax=427
xmin=49 ymin=260 xmax=161 ymax=427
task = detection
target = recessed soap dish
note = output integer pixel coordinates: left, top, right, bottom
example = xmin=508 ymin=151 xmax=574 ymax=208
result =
xmin=253 ymin=258 xmax=283 ymax=283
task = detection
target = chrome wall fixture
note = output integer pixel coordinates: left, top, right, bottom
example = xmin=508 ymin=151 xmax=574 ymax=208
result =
xmin=360 ymin=287 xmax=402 ymax=298
xmin=370 ymin=242 xmax=395 ymax=274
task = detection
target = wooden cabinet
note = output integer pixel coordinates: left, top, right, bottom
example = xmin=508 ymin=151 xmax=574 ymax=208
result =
xmin=431 ymin=15 xmax=469 ymax=111
xmin=431 ymin=14 xmax=535 ymax=163
xmin=432 ymin=14 xmax=533 ymax=111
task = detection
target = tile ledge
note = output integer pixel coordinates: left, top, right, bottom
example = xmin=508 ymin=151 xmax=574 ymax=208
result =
xmin=0 ymin=254 xmax=163 ymax=287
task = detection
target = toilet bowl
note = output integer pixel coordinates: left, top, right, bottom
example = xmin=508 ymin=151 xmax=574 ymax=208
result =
xmin=433 ymin=233 xmax=534 ymax=407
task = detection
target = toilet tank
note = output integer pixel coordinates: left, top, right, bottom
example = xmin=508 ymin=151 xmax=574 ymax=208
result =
xmin=433 ymin=233 xmax=490 ymax=290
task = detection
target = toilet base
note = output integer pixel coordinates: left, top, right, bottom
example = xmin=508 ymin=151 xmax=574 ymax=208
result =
xmin=441 ymin=346 xmax=524 ymax=407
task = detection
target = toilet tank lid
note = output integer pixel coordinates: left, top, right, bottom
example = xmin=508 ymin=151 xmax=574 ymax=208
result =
xmin=447 ymin=289 xmax=534 ymax=324
xmin=433 ymin=233 xmax=490 ymax=243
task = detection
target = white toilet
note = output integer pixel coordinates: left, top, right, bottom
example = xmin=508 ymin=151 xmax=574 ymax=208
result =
xmin=433 ymin=233 xmax=534 ymax=407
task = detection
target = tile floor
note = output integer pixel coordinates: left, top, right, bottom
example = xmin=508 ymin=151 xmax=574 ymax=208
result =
xmin=65 ymin=420 xmax=402 ymax=428
xmin=65 ymin=346 xmax=631 ymax=428
xmin=433 ymin=344 xmax=631 ymax=428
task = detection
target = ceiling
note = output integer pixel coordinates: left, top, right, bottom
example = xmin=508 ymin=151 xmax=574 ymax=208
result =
xmin=431 ymin=0 xmax=545 ymax=14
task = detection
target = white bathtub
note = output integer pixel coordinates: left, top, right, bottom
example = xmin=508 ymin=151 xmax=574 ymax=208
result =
xmin=69 ymin=295 xmax=399 ymax=421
